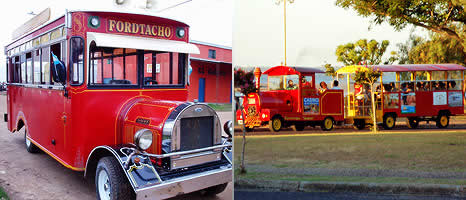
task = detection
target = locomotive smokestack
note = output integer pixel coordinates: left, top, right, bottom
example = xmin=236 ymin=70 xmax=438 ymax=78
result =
xmin=254 ymin=67 xmax=261 ymax=89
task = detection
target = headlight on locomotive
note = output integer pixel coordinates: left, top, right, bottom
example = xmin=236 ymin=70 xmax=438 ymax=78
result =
xmin=134 ymin=129 xmax=153 ymax=151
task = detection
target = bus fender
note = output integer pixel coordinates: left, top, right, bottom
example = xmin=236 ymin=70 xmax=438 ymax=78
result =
xmin=85 ymin=145 xmax=161 ymax=191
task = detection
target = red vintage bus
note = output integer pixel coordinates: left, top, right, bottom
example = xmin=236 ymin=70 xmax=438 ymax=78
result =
xmin=4 ymin=9 xmax=232 ymax=200
xmin=236 ymin=66 xmax=344 ymax=132
xmin=338 ymin=64 xmax=465 ymax=129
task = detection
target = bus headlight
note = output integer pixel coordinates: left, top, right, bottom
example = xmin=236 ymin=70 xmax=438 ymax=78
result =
xmin=134 ymin=129 xmax=153 ymax=151
xmin=176 ymin=28 xmax=185 ymax=38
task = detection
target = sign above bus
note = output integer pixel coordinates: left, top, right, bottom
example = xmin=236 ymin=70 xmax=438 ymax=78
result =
xmin=107 ymin=19 xmax=173 ymax=39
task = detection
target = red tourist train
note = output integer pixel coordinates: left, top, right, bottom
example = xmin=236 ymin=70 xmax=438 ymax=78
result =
xmin=236 ymin=66 xmax=345 ymax=132
xmin=4 ymin=8 xmax=232 ymax=200
xmin=237 ymin=64 xmax=465 ymax=132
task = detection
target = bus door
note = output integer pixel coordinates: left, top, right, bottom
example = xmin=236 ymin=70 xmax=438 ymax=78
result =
xmin=301 ymin=75 xmax=320 ymax=116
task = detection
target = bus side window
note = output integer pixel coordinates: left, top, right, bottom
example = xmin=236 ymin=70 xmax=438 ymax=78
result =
xmin=50 ymin=43 xmax=62 ymax=86
xmin=20 ymin=54 xmax=26 ymax=83
xmin=70 ymin=37 xmax=84 ymax=85
xmin=42 ymin=47 xmax=50 ymax=85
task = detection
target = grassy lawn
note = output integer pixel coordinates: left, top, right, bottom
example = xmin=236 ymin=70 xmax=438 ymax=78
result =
xmin=236 ymin=171 xmax=466 ymax=185
xmin=0 ymin=187 xmax=8 ymax=200
xmin=207 ymin=103 xmax=232 ymax=112
xmin=234 ymin=131 xmax=466 ymax=172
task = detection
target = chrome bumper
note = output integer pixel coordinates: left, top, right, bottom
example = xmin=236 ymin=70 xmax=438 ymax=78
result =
xmin=135 ymin=167 xmax=232 ymax=200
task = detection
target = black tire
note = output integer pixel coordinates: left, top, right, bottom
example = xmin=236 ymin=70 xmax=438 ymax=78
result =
xmin=436 ymin=113 xmax=449 ymax=129
xmin=382 ymin=114 xmax=396 ymax=130
xmin=24 ymin=130 xmax=40 ymax=153
xmin=95 ymin=156 xmax=134 ymax=200
xmin=353 ymin=120 xmax=365 ymax=130
xmin=202 ymin=183 xmax=228 ymax=196
xmin=321 ymin=117 xmax=334 ymax=131
xmin=291 ymin=123 xmax=305 ymax=131
xmin=407 ymin=117 xmax=419 ymax=129
xmin=268 ymin=116 xmax=283 ymax=132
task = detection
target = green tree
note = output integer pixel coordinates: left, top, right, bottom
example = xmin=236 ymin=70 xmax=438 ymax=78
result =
xmin=336 ymin=39 xmax=390 ymax=65
xmin=395 ymin=33 xmax=424 ymax=64
xmin=353 ymin=68 xmax=382 ymax=133
xmin=335 ymin=0 xmax=466 ymax=60
xmin=324 ymin=64 xmax=337 ymax=78
xmin=409 ymin=33 xmax=465 ymax=65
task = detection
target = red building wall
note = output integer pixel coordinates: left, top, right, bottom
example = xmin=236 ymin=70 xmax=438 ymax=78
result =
xmin=188 ymin=41 xmax=232 ymax=103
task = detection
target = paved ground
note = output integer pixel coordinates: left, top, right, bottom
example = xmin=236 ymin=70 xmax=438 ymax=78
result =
xmin=0 ymin=94 xmax=232 ymax=200
xmin=234 ymin=190 xmax=464 ymax=200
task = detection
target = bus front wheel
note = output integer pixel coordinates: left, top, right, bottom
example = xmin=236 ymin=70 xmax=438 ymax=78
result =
xmin=268 ymin=116 xmax=283 ymax=132
xmin=382 ymin=114 xmax=396 ymax=130
xmin=436 ymin=113 xmax=449 ymax=129
xmin=95 ymin=156 xmax=134 ymax=200
xmin=321 ymin=117 xmax=334 ymax=131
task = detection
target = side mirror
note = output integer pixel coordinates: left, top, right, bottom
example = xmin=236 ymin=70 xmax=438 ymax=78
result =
xmin=223 ymin=120 xmax=233 ymax=138
xmin=51 ymin=52 xmax=66 ymax=85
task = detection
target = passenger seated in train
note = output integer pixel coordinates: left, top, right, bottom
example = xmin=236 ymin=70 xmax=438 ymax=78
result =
xmin=319 ymin=81 xmax=327 ymax=93
xmin=287 ymin=80 xmax=298 ymax=90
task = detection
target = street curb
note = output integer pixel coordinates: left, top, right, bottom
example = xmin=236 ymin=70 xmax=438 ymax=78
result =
xmin=234 ymin=179 xmax=465 ymax=196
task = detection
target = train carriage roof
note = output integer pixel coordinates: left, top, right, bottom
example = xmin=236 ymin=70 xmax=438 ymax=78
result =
xmin=336 ymin=64 xmax=465 ymax=74
xmin=263 ymin=66 xmax=324 ymax=76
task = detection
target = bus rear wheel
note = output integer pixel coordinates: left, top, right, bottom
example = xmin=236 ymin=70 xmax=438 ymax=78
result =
xmin=24 ymin=130 xmax=40 ymax=153
xmin=268 ymin=116 xmax=283 ymax=132
xmin=321 ymin=117 xmax=334 ymax=131
xmin=436 ymin=113 xmax=449 ymax=129
xmin=407 ymin=117 xmax=419 ymax=129
xmin=95 ymin=156 xmax=134 ymax=200
xmin=382 ymin=114 xmax=396 ymax=130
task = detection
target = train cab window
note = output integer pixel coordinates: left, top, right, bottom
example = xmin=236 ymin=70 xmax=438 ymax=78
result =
xmin=268 ymin=75 xmax=299 ymax=91
xmin=259 ymin=74 xmax=268 ymax=91
xmin=70 ymin=37 xmax=84 ymax=85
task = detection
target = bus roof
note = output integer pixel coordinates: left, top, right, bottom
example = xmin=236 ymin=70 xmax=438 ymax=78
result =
xmin=263 ymin=66 xmax=324 ymax=76
xmin=371 ymin=64 xmax=465 ymax=72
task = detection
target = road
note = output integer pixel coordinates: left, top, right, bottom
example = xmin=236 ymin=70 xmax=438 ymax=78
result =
xmin=0 ymin=94 xmax=232 ymax=200
xmin=235 ymin=116 xmax=466 ymax=136
xmin=234 ymin=190 xmax=464 ymax=200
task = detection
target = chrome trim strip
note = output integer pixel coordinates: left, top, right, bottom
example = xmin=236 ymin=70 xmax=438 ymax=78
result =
xmin=143 ymin=144 xmax=231 ymax=158
xmin=135 ymin=167 xmax=232 ymax=200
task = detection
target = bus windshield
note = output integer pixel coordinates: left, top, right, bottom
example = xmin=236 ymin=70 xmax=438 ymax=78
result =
xmin=89 ymin=44 xmax=187 ymax=87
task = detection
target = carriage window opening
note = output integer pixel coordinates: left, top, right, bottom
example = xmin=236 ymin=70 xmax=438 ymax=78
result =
xmin=70 ymin=37 xmax=84 ymax=85
xmin=41 ymin=47 xmax=50 ymax=84
xmin=26 ymin=52 xmax=33 ymax=84
xmin=13 ymin=56 xmax=20 ymax=83
xmin=20 ymin=54 xmax=26 ymax=83
xmin=208 ymin=49 xmax=216 ymax=59
xmin=33 ymin=49 xmax=41 ymax=84
xmin=50 ymin=43 xmax=62 ymax=86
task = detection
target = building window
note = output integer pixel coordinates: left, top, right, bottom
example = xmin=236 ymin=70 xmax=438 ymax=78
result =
xmin=208 ymin=49 xmax=216 ymax=59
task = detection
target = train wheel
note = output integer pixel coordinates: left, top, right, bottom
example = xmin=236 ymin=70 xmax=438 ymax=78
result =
xmin=321 ymin=117 xmax=334 ymax=131
xmin=353 ymin=120 xmax=365 ymax=130
xmin=382 ymin=114 xmax=396 ymax=130
xmin=407 ymin=117 xmax=419 ymax=129
xmin=24 ymin=130 xmax=40 ymax=153
xmin=291 ymin=123 xmax=305 ymax=131
xmin=436 ymin=113 xmax=449 ymax=128
xmin=268 ymin=116 xmax=283 ymax=132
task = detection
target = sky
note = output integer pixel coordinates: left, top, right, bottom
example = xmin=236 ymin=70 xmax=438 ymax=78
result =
xmin=233 ymin=0 xmax=427 ymax=68
xmin=0 ymin=0 xmax=233 ymax=82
